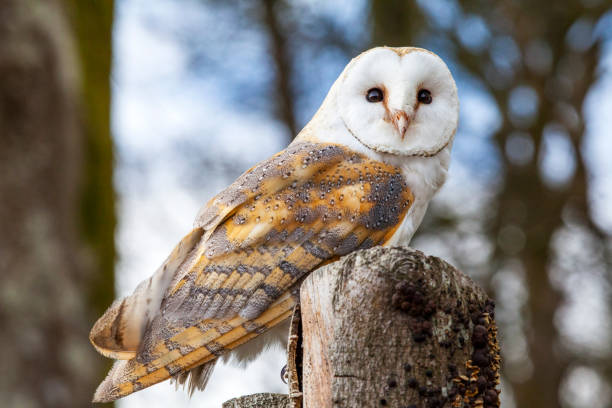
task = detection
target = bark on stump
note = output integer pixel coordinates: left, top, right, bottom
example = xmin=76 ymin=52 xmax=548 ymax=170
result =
xmin=223 ymin=246 xmax=500 ymax=408
xmin=222 ymin=393 xmax=291 ymax=408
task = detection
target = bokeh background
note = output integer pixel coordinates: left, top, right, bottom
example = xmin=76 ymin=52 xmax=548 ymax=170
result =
xmin=1 ymin=0 xmax=611 ymax=407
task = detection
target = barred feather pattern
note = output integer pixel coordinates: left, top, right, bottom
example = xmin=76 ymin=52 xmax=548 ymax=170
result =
xmin=91 ymin=142 xmax=414 ymax=402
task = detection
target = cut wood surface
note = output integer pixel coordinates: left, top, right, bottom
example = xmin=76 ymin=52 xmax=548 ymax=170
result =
xmin=223 ymin=246 xmax=500 ymax=408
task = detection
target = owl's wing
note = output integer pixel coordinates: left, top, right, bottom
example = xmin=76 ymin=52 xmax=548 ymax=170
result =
xmin=90 ymin=143 xmax=359 ymax=359
xmin=91 ymin=142 xmax=414 ymax=402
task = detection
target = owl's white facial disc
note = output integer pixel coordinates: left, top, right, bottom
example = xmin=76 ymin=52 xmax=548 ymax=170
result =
xmin=337 ymin=47 xmax=459 ymax=157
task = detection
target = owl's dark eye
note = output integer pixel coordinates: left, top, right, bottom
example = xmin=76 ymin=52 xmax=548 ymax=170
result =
xmin=366 ymin=88 xmax=384 ymax=103
xmin=417 ymin=89 xmax=432 ymax=104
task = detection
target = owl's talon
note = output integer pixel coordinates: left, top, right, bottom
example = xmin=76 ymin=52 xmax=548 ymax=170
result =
xmin=281 ymin=364 xmax=288 ymax=384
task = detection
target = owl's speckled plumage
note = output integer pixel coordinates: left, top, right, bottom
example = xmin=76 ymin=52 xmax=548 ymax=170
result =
xmin=90 ymin=46 xmax=458 ymax=402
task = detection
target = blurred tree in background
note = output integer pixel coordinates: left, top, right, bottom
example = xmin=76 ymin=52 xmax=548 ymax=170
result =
xmin=0 ymin=0 xmax=114 ymax=407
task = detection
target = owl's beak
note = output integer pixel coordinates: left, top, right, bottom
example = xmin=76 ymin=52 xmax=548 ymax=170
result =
xmin=391 ymin=109 xmax=410 ymax=139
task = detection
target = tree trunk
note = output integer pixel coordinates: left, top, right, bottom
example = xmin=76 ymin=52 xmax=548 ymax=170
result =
xmin=0 ymin=0 xmax=114 ymax=406
xmin=224 ymin=247 xmax=500 ymax=408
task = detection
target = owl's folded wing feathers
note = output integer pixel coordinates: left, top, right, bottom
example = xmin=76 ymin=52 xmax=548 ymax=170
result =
xmin=90 ymin=142 xmax=414 ymax=402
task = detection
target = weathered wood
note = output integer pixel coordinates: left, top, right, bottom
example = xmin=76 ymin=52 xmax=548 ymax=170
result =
xmin=299 ymin=246 xmax=500 ymax=408
xmin=222 ymin=393 xmax=290 ymax=408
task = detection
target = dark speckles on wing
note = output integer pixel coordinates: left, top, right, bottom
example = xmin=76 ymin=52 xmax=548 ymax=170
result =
xmin=296 ymin=187 xmax=312 ymax=203
xmin=361 ymin=172 xmax=409 ymax=230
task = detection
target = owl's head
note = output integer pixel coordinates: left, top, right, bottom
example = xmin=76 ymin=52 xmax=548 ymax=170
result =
xmin=330 ymin=47 xmax=458 ymax=157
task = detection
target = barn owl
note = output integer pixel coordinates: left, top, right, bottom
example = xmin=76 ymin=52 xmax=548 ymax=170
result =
xmin=90 ymin=46 xmax=459 ymax=402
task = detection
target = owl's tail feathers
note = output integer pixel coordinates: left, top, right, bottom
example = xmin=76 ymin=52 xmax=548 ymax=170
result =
xmin=92 ymin=293 xmax=296 ymax=402
xmin=92 ymin=359 xmax=217 ymax=403
xmin=90 ymin=228 xmax=205 ymax=360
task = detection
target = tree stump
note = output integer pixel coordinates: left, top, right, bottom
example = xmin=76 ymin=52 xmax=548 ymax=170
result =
xmin=223 ymin=246 xmax=500 ymax=408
